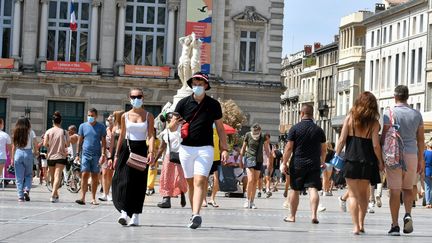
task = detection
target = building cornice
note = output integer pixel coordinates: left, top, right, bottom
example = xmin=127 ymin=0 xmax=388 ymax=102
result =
xmin=362 ymin=0 xmax=427 ymax=25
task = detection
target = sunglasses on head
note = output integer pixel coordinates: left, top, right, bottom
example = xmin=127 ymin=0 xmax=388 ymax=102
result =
xmin=130 ymin=95 xmax=143 ymax=99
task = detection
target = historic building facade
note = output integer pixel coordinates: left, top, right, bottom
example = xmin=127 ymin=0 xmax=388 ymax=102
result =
xmin=364 ymin=0 xmax=428 ymax=113
xmin=0 ymin=0 xmax=284 ymax=138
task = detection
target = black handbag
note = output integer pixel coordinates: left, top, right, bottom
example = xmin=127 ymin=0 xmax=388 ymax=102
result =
xmin=168 ymin=132 xmax=181 ymax=164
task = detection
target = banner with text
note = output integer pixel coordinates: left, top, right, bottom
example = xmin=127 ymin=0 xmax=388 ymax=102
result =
xmin=0 ymin=58 xmax=14 ymax=69
xmin=124 ymin=65 xmax=170 ymax=77
xmin=46 ymin=61 xmax=92 ymax=73
xmin=186 ymin=0 xmax=212 ymax=74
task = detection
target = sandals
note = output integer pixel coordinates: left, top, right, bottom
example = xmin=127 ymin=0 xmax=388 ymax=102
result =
xmin=75 ymin=199 xmax=86 ymax=205
xmin=91 ymin=201 xmax=99 ymax=205
xmin=208 ymin=201 xmax=219 ymax=208
xmin=283 ymin=216 xmax=295 ymax=223
xmin=426 ymin=204 xmax=432 ymax=208
xmin=311 ymin=219 xmax=319 ymax=224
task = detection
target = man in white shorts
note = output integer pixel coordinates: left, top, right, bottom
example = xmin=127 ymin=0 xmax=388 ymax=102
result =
xmin=175 ymin=72 xmax=229 ymax=229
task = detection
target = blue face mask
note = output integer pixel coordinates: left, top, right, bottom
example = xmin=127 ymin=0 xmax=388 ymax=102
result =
xmin=88 ymin=116 xmax=95 ymax=123
xmin=130 ymin=98 xmax=143 ymax=108
xmin=192 ymin=86 xmax=205 ymax=96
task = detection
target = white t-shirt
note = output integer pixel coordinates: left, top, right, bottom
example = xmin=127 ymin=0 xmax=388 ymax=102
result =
xmin=161 ymin=127 xmax=182 ymax=154
xmin=23 ymin=130 xmax=36 ymax=149
xmin=0 ymin=131 xmax=11 ymax=159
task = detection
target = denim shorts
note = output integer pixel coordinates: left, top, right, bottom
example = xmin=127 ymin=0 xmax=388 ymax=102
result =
xmin=81 ymin=153 xmax=101 ymax=173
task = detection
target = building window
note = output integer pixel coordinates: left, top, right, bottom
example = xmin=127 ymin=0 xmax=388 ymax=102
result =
xmin=345 ymin=91 xmax=350 ymax=114
xmin=403 ymin=20 xmax=407 ymax=38
xmin=397 ymin=22 xmax=400 ymax=40
xmin=239 ymin=31 xmax=257 ymax=72
xmin=410 ymin=49 xmax=415 ymax=84
xmin=375 ymin=59 xmax=379 ymax=90
xmin=124 ymin=0 xmax=167 ymax=66
xmin=389 ymin=25 xmax=392 ymax=42
xmin=377 ymin=29 xmax=381 ymax=46
xmin=47 ymin=0 xmax=91 ymax=62
xmin=387 ymin=55 xmax=392 ymax=89
xmin=420 ymin=14 xmax=424 ymax=32
xmin=338 ymin=92 xmax=343 ymax=116
xmin=383 ymin=27 xmax=387 ymax=44
xmin=369 ymin=60 xmax=374 ymax=90
xmin=47 ymin=100 xmax=85 ymax=130
xmin=401 ymin=52 xmax=406 ymax=84
xmin=382 ymin=57 xmax=386 ymax=89
xmin=371 ymin=31 xmax=375 ymax=48
xmin=412 ymin=16 xmax=417 ymax=35
xmin=416 ymin=103 xmax=421 ymax=111
xmin=395 ymin=54 xmax=399 ymax=86
xmin=418 ymin=47 xmax=423 ymax=83
xmin=0 ymin=0 xmax=13 ymax=58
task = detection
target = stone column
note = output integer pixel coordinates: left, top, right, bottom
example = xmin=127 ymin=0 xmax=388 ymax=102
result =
xmin=166 ymin=2 xmax=178 ymax=65
xmin=99 ymin=0 xmax=117 ymax=75
xmin=351 ymin=27 xmax=355 ymax=46
xmin=340 ymin=29 xmax=344 ymax=49
xmin=11 ymin=0 xmax=23 ymax=58
xmin=22 ymin=0 xmax=40 ymax=71
xmin=38 ymin=0 xmax=49 ymax=61
xmin=116 ymin=0 xmax=126 ymax=65
xmin=89 ymin=0 xmax=101 ymax=62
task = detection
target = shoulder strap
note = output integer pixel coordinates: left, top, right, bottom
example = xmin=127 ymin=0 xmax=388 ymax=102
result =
xmin=189 ymin=100 xmax=205 ymax=123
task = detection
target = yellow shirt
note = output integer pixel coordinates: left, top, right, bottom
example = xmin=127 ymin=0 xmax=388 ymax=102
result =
xmin=213 ymin=128 xmax=221 ymax=161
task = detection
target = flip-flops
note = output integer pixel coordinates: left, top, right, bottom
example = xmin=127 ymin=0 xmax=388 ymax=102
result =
xmin=75 ymin=199 xmax=85 ymax=205
xmin=208 ymin=201 xmax=219 ymax=208
xmin=311 ymin=219 xmax=319 ymax=224
xmin=91 ymin=201 xmax=99 ymax=205
xmin=283 ymin=217 xmax=295 ymax=222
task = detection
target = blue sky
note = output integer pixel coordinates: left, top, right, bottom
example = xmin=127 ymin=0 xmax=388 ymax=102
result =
xmin=283 ymin=0 xmax=379 ymax=56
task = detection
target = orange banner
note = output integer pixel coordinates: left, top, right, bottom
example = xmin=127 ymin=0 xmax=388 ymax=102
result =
xmin=124 ymin=65 xmax=170 ymax=77
xmin=0 ymin=58 xmax=14 ymax=69
xmin=46 ymin=61 xmax=92 ymax=73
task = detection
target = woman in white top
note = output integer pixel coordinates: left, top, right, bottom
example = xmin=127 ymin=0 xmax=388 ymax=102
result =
xmin=112 ymin=88 xmax=155 ymax=226
xmin=11 ymin=117 xmax=38 ymax=202
xmin=0 ymin=118 xmax=12 ymax=179
xmin=156 ymin=112 xmax=188 ymax=208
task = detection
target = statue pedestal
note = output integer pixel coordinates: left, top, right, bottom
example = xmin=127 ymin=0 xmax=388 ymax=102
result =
xmin=172 ymin=86 xmax=193 ymax=110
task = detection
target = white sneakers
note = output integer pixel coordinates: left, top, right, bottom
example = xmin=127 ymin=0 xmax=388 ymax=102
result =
xmin=118 ymin=210 xmax=128 ymax=226
xmin=367 ymin=202 xmax=375 ymax=213
xmin=376 ymin=196 xmax=382 ymax=208
xmin=128 ymin=214 xmax=139 ymax=226
xmin=243 ymin=200 xmax=249 ymax=208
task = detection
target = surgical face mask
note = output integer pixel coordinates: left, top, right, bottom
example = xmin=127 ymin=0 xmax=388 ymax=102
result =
xmin=105 ymin=121 xmax=111 ymax=127
xmin=88 ymin=116 xmax=95 ymax=123
xmin=192 ymin=86 xmax=204 ymax=96
xmin=130 ymin=98 xmax=143 ymax=108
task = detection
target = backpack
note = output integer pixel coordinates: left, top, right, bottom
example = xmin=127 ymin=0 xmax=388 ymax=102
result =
xmin=382 ymin=108 xmax=405 ymax=170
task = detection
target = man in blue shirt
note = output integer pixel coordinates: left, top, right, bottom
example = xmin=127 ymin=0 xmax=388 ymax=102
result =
xmin=75 ymin=108 xmax=107 ymax=205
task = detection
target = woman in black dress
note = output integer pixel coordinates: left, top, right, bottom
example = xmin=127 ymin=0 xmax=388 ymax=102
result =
xmin=112 ymin=88 xmax=155 ymax=226
xmin=335 ymin=91 xmax=384 ymax=235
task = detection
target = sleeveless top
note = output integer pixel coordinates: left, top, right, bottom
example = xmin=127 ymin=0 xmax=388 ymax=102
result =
xmin=345 ymin=122 xmax=378 ymax=165
xmin=125 ymin=111 xmax=148 ymax=141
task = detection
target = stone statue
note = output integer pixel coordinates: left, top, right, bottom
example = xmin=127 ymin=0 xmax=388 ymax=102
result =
xmin=191 ymin=36 xmax=202 ymax=75
xmin=178 ymin=33 xmax=194 ymax=89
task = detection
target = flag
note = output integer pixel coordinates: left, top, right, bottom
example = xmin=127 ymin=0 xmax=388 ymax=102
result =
xmin=70 ymin=1 xmax=77 ymax=31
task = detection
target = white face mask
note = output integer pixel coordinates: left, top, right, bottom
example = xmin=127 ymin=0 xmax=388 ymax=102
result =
xmin=105 ymin=121 xmax=111 ymax=127
xmin=192 ymin=86 xmax=205 ymax=96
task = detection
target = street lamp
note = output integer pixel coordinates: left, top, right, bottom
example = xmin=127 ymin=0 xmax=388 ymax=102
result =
xmin=318 ymin=103 xmax=329 ymax=118
xmin=24 ymin=105 xmax=31 ymax=120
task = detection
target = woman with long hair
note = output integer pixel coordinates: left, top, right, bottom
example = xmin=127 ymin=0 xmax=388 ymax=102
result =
xmin=11 ymin=117 xmax=38 ymax=202
xmin=156 ymin=112 xmax=188 ymax=208
xmin=44 ymin=111 xmax=70 ymax=202
xmin=100 ymin=111 xmax=123 ymax=201
xmin=112 ymin=88 xmax=155 ymax=226
xmin=335 ymin=91 xmax=384 ymax=234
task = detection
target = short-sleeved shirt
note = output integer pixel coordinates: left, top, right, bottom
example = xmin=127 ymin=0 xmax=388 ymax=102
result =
xmin=424 ymin=149 xmax=432 ymax=177
xmin=78 ymin=122 xmax=106 ymax=156
xmin=175 ymin=94 xmax=223 ymax=147
xmin=243 ymin=132 xmax=264 ymax=163
xmin=287 ymin=119 xmax=326 ymax=170
xmin=383 ymin=105 xmax=423 ymax=154
xmin=45 ymin=126 xmax=69 ymax=160
xmin=23 ymin=130 xmax=36 ymax=149
xmin=0 ymin=131 xmax=11 ymax=159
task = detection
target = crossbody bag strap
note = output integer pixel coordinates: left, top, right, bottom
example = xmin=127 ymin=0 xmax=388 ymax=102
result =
xmin=126 ymin=112 xmax=132 ymax=153
xmin=167 ymin=130 xmax=171 ymax=151
xmin=188 ymin=99 xmax=205 ymax=124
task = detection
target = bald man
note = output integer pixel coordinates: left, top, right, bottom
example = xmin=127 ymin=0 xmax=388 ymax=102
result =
xmin=281 ymin=104 xmax=327 ymax=224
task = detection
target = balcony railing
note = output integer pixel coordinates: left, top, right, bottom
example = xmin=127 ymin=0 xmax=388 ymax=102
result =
xmin=339 ymin=46 xmax=365 ymax=62
xmin=288 ymin=88 xmax=299 ymax=99
xmin=336 ymin=80 xmax=350 ymax=92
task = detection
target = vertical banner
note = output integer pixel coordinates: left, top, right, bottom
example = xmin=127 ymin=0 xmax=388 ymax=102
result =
xmin=186 ymin=0 xmax=212 ymax=74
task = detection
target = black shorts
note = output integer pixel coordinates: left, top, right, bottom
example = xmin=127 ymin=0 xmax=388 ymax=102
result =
xmin=209 ymin=160 xmax=221 ymax=175
xmin=47 ymin=158 xmax=68 ymax=167
xmin=290 ymin=167 xmax=322 ymax=191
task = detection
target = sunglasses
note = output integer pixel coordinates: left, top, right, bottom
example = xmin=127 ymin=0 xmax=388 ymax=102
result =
xmin=130 ymin=95 xmax=143 ymax=99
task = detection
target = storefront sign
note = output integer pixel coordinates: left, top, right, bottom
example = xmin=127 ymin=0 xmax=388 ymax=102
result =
xmin=46 ymin=61 xmax=92 ymax=73
xmin=0 ymin=58 xmax=14 ymax=69
xmin=124 ymin=65 xmax=170 ymax=77
xmin=186 ymin=0 xmax=212 ymax=74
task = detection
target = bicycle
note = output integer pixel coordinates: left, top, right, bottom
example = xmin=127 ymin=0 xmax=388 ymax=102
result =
xmin=47 ymin=157 xmax=81 ymax=193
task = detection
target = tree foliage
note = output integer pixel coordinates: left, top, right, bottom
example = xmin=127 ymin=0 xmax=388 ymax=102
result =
xmin=219 ymin=99 xmax=247 ymax=130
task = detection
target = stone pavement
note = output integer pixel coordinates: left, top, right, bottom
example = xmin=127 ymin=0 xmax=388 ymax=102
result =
xmin=0 ymin=181 xmax=431 ymax=243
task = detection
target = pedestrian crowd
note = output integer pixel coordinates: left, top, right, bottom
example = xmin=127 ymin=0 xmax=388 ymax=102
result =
xmin=0 ymin=75 xmax=430 ymax=235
